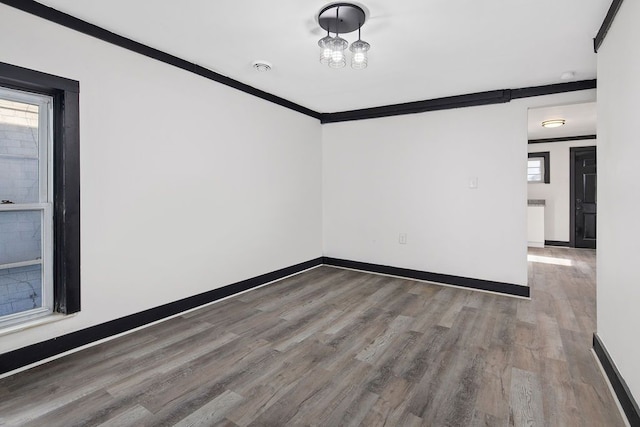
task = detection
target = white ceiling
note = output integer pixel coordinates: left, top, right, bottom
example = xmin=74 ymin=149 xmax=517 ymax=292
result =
xmin=37 ymin=0 xmax=611 ymax=113
xmin=528 ymin=102 xmax=597 ymax=140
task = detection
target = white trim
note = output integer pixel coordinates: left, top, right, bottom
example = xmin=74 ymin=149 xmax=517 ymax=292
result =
xmin=0 ymin=86 xmax=50 ymax=106
xmin=0 ymin=203 xmax=48 ymax=212
xmin=0 ymin=154 xmax=39 ymax=160
xmin=0 ymin=312 xmax=72 ymax=339
xmin=41 ymin=204 xmax=53 ymax=312
xmin=0 ymin=259 xmax=42 ymax=270
xmin=0 ymin=307 xmax=53 ymax=331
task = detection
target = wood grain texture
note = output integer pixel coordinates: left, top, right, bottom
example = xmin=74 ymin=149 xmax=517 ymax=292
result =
xmin=0 ymin=248 xmax=625 ymax=426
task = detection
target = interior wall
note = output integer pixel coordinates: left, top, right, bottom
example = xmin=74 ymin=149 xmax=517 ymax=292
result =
xmin=596 ymin=0 xmax=640 ymax=403
xmin=0 ymin=5 xmax=323 ymax=354
xmin=323 ymin=90 xmax=596 ymax=287
xmin=527 ymin=139 xmax=597 ymax=242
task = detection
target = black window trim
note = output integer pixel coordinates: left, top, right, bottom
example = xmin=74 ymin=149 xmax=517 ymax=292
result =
xmin=0 ymin=61 xmax=80 ymax=314
xmin=528 ymin=151 xmax=550 ymax=184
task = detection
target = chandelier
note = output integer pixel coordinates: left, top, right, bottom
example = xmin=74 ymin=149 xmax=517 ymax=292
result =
xmin=317 ymin=3 xmax=370 ymax=69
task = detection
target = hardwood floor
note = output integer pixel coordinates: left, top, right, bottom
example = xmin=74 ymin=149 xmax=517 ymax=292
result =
xmin=0 ymin=248 xmax=625 ymax=426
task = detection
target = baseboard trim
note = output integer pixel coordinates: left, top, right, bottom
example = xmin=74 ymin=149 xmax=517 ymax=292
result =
xmin=544 ymin=240 xmax=572 ymax=247
xmin=0 ymin=257 xmax=323 ymax=375
xmin=593 ymin=333 xmax=640 ymax=426
xmin=322 ymin=257 xmax=529 ymax=298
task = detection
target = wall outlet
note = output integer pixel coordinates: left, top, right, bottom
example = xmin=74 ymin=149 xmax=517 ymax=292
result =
xmin=399 ymin=233 xmax=407 ymax=244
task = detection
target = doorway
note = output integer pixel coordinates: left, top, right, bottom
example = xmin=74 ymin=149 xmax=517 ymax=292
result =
xmin=570 ymin=146 xmax=597 ymax=248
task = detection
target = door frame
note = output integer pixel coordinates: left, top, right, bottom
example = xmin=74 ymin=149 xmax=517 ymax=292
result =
xmin=569 ymin=145 xmax=597 ymax=248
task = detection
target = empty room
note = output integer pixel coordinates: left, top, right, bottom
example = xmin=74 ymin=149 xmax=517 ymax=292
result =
xmin=0 ymin=0 xmax=638 ymax=426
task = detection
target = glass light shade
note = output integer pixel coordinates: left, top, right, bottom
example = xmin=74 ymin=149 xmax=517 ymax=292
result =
xmin=350 ymin=39 xmax=370 ymax=69
xmin=541 ymin=119 xmax=566 ymax=128
xmin=328 ymin=36 xmax=348 ymax=69
xmin=318 ymin=35 xmax=333 ymax=64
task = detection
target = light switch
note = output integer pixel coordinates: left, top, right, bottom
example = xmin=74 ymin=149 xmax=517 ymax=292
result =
xmin=469 ymin=177 xmax=478 ymax=189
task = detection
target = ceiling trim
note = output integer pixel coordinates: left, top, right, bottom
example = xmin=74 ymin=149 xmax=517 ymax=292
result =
xmin=528 ymin=134 xmax=597 ymax=144
xmin=0 ymin=0 xmax=322 ymax=120
xmin=321 ymin=90 xmax=511 ymax=123
xmin=594 ymin=0 xmax=625 ymax=53
xmin=0 ymin=1 xmax=597 ymax=124
xmin=321 ymin=80 xmax=597 ymax=124
xmin=510 ymin=81 xmax=597 ymax=99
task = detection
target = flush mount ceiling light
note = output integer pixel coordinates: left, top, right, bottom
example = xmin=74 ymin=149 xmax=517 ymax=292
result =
xmin=541 ymin=119 xmax=566 ymax=128
xmin=317 ymin=3 xmax=370 ymax=69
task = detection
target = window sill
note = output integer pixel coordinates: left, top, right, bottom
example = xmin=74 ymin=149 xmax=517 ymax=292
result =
xmin=0 ymin=312 xmax=77 ymax=338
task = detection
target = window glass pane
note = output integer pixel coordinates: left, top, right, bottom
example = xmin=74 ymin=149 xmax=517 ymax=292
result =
xmin=0 ymin=264 xmax=42 ymax=316
xmin=528 ymin=157 xmax=545 ymax=183
xmin=0 ymin=210 xmax=42 ymax=265
xmin=0 ymin=99 xmax=40 ymax=204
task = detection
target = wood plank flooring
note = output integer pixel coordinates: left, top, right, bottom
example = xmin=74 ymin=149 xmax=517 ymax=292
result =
xmin=0 ymin=248 xmax=625 ymax=426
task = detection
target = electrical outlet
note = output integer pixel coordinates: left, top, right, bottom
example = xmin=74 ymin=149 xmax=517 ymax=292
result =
xmin=399 ymin=233 xmax=407 ymax=244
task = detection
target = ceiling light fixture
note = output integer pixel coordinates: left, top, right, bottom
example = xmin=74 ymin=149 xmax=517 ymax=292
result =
xmin=317 ymin=3 xmax=370 ymax=70
xmin=541 ymin=119 xmax=566 ymax=128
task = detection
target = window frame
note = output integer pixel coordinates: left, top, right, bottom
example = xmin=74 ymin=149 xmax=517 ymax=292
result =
xmin=0 ymin=61 xmax=80 ymax=316
xmin=0 ymin=88 xmax=54 ymax=325
xmin=528 ymin=151 xmax=550 ymax=184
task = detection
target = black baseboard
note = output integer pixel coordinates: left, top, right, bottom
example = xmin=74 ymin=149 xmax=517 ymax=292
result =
xmin=0 ymin=257 xmax=322 ymax=376
xmin=593 ymin=334 xmax=640 ymax=426
xmin=544 ymin=240 xmax=572 ymax=247
xmin=323 ymin=257 xmax=529 ymax=298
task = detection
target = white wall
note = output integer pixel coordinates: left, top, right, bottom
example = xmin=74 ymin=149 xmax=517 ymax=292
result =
xmin=0 ymin=5 xmax=322 ymax=353
xmin=527 ymin=139 xmax=596 ymax=242
xmin=323 ymin=90 xmax=596 ymax=287
xmin=597 ymin=0 xmax=640 ymax=403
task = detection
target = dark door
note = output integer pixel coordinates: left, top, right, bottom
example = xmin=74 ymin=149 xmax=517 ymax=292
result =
xmin=571 ymin=146 xmax=597 ymax=248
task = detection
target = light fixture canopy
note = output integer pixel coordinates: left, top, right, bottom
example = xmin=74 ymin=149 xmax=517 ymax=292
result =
xmin=541 ymin=119 xmax=566 ymax=128
xmin=317 ymin=3 xmax=370 ymax=70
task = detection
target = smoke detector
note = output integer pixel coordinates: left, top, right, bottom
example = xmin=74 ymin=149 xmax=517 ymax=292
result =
xmin=560 ymin=71 xmax=576 ymax=80
xmin=252 ymin=61 xmax=272 ymax=72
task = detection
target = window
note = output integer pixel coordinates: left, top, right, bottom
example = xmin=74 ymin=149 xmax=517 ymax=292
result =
xmin=0 ymin=88 xmax=53 ymax=326
xmin=528 ymin=158 xmax=544 ymax=182
xmin=528 ymin=152 xmax=550 ymax=183
xmin=0 ymin=62 xmax=80 ymax=328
